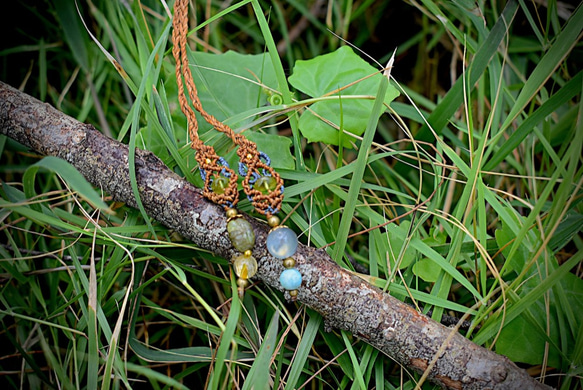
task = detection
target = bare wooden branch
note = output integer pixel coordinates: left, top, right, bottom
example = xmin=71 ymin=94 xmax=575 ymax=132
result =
xmin=0 ymin=81 xmax=551 ymax=389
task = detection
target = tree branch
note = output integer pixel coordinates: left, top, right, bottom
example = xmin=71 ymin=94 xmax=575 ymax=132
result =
xmin=0 ymin=81 xmax=551 ymax=389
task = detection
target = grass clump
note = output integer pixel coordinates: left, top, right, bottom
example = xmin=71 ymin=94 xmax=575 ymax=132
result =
xmin=1 ymin=0 xmax=581 ymax=388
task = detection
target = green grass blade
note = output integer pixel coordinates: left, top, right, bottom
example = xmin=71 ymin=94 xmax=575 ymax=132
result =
xmin=242 ymin=311 xmax=280 ymax=390
xmin=284 ymin=311 xmax=322 ymax=389
xmin=415 ymin=0 xmax=519 ymax=141
xmin=331 ymin=76 xmax=388 ymax=264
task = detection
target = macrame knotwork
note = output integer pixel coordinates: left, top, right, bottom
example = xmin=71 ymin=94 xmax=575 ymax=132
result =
xmin=172 ymin=0 xmax=301 ymax=299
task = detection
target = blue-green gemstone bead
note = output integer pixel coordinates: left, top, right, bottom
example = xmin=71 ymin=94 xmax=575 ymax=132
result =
xmin=279 ymin=268 xmax=302 ymax=290
xmin=227 ymin=218 xmax=255 ymax=252
xmin=266 ymin=227 xmax=298 ymax=259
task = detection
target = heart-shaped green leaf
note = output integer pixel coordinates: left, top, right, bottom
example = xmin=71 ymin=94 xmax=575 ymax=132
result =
xmin=288 ymin=46 xmax=399 ymax=147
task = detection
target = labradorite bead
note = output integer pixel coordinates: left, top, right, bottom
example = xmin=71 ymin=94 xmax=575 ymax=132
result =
xmin=233 ymin=254 xmax=258 ymax=279
xmin=266 ymin=227 xmax=298 ymax=259
xmin=254 ymin=175 xmax=277 ymax=194
xmin=211 ymin=176 xmax=229 ymax=194
xmin=279 ymin=268 xmax=302 ymax=290
xmin=227 ymin=218 xmax=255 ymax=252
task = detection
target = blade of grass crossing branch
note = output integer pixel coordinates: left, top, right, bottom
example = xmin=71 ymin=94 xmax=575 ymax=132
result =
xmin=126 ymin=20 xmax=175 ymax=238
xmin=87 ymin=229 xmax=99 ymax=389
xmin=341 ymin=330 xmax=367 ymax=389
xmin=331 ymin=76 xmax=389 ymax=265
xmin=83 ymin=4 xmax=196 ymax=183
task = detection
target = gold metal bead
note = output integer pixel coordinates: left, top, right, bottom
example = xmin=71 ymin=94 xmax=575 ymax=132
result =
xmin=237 ymin=278 xmax=249 ymax=289
xmin=244 ymin=250 xmax=252 ymax=257
xmin=282 ymin=257 xmax=296 ymax=268
xmin=226 ymin=208 xmax=238 ymax=219
xmin=205 ymin=158 xmax=212 ymax=164
xmin=267 ymin=215 xmax=280 ymax=228
xmin=289 ymin=290 xmax=298 ymax=298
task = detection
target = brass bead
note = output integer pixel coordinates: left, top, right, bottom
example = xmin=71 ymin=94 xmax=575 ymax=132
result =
xmin=205 ymin=158 xmax=212 ymax=164
xmin=237 ymin=278 xmax=249 ymax=289
xmin=244 ymin=250 xmax=252 ymax=257
xmin=289 ymin=290 xmax=298 ymax=298
xmin=267 ymin=215 xmax=280 ymax=228
xmin=226 ymin=208 xmax=238 ymax=219
xmin=282 ymin=257 xmax=296 ymax=268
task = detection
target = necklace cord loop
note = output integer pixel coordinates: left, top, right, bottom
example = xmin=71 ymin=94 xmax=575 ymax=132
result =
xmin=172 ymin=0 xmax=283 ymax=216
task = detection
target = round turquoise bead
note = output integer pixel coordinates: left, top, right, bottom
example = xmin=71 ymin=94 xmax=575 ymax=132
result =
xmin=279 ymin=268 xmax=302 ymax=290
xmin=266 ymin=227 xmax=298 ymax=259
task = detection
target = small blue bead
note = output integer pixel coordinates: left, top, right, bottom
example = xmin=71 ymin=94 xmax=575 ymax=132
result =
xmin=279 ymin=268 xmax=302 ymax=290
xmin=266 ymin=227 xmax=298 ymax=259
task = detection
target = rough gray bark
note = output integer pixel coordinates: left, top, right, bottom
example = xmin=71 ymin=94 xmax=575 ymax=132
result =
xmin=0 ymin=81 xmax=551 ymax=389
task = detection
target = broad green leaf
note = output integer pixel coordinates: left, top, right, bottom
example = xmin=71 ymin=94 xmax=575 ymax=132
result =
xmin=489 ymin=214 xmax=583 ymax=368
xmin=288 ymin=46 xmax=399 ymax=147
xmin=190 ymin=50 xmax=278 ymax=130
xmin=412 ymin=258 xmax=441 ymax=283
xmin=188 ymin=50 xmax=295 ymax=167
xmin=495 ymin=314 xmax=560 ymax=366
xmin=495 ymin=271 xmax=583 ymax=368
xmin=245 ymin=131 xmax=294 ymax=170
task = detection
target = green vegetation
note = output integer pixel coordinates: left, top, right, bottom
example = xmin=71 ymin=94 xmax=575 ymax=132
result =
xmin=1 ymin=0 xmax=581 ymax=388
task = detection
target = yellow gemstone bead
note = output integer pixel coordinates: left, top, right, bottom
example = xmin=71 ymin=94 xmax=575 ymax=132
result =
xmin=254 ymin=175 xmax=277 ymax=195
xmin=233 ymin=254 xmax=258 ymax=280
xmin=211 ymin=176 xmax=229 ymax=194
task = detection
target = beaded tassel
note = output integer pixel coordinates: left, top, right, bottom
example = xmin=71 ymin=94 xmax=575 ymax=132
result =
xmin=266 ymin=217 xmax=301 ymax=298
xmin=225 ymin=208 xmax=258 ymax=298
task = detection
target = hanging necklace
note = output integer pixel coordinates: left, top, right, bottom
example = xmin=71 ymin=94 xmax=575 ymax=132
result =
xmin=172 ymin=0 xmax=301 ymax=299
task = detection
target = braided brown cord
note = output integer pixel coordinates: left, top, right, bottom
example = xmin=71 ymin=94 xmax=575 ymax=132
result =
xmin=172 ymin=0 xmax=284 ymax=216
xmin=172 ymin=0 xmax=238 ymax=207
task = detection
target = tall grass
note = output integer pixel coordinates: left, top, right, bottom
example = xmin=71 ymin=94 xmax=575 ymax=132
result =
xmin=1 ymin=0 xmax=581 ymax=389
